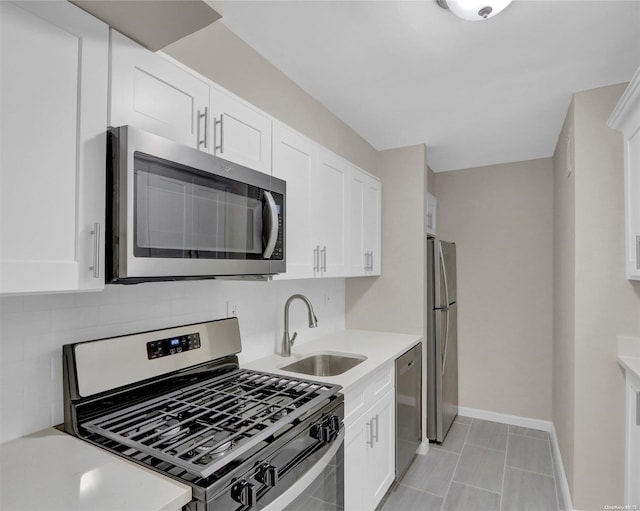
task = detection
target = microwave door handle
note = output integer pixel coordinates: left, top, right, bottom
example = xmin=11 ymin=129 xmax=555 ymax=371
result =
xmin=263 ymin=191 xmax=279 ymax=259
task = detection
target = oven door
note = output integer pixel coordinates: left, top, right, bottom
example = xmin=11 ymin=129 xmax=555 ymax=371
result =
xmin=205 ymin=409 xmax=344 ymax=511
xmin=268 ymin=429 xmax=344 ymax=511
xmin=108 ymin=125 xmax=285 ymax=282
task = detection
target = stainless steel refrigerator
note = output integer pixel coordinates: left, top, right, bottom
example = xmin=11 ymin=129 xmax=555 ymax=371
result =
xmin=427 ymin=237 xmax=458 ymax=443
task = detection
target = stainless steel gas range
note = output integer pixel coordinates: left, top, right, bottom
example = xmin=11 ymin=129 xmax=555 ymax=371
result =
xmin=62 ymin=318 xmax=344 ymax=510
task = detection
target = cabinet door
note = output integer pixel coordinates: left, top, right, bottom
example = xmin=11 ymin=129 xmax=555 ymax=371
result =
xmin=209 ymin=87 xmax=272 ymax=174
xmin=344 ymin=412 xmax=370 ymax=511
xmin=370 ymin=389 xmax=396 ymax=507
xmin=0 ymin=1 xmax=108 ymax=294
xmin=626 ymin=130 xmax=640 ymax=280
xmin=348 ymin=166 xmax=368 ymax=276
xmin=365 ymin=176 xmax=382 ymax=276
xmin=272 ymin=123 xmax=316 ymax=279
xmin=110 ymin=30 xmax=209 ymax=149
xmin=426 ymin=192 xmax=437 ymax=236
xmin=627 ymin=377 xmax=640 ymax=506
xmin=315 ymin=150 xmax=348 ymax=277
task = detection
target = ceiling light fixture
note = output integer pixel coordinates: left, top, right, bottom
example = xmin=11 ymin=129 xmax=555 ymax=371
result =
xmin=436 ymin=0 xmax=513 ymax=21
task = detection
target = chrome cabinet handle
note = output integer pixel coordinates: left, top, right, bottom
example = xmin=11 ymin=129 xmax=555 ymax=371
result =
xmin=89 ymin=222 xmax=100 ymax=278
xmin=197 ymin=107 xmax=208 ymax=149
xmin=636 ymin=235 xmax=640 ymax=270
xmin=370 ymin=251 xmax=374 ymax=272
xmin=427 ymin=212 xmax=433 ymax=230
xmin=214 ymin=114 xmax=224 ymax=153
xmin=373 ymin=414 xmax=379 ymax=443
xmin=364 ymin=251 xmax=369 ymax=271
xmin=321 ymin=246 xmax=327 ymax=273
xmin=313 ymin=246 xmax=319 ymax=273
xmin=366 ymin=420 xmax=374 ymax=448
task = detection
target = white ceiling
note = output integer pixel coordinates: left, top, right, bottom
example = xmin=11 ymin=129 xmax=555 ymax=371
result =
xmin=220 ymin=0 xmax=640 ymax=172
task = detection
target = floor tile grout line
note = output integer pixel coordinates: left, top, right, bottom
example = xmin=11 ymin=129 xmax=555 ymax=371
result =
xmin=464 ymin=440 xmax=507 ymax=454
xmin=499 ymin=428 xmax=509 ymax=511
xmin=507 ymin=431 xmax=551 ymax=441
xmin=504 ymin=463 xmax=555 ymax=479
xmin=440 ymin=416 xmax=473 ymax=511
xmin=449 ymin=480 xmax=503 ymax=497
xmin=394 ymin=482 xmax=447 ymax=501
xmin=547 ymin=437 xmax=561 ymax=511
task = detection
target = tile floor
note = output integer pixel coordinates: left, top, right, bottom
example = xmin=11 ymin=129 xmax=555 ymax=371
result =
xmin=380 ymin=417 xmax=564 ymax=511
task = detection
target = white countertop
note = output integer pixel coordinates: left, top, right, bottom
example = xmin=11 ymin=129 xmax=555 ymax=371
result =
xmin=245 ymin=329 xmax=422 ymax=392
xmin=617 ymin=335 xmax=640 ymax=381
xmin=0 ymin=428 xmax=191 ymax=511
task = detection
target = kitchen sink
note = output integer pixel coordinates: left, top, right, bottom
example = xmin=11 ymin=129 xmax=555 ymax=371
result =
xmin=280 ymin=352 xmax=367 ymax=377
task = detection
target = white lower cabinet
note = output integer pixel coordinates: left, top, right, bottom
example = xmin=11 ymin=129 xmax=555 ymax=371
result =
xmin=0 ymin=1 xmax=108 ymax=294
xmin=625 ymin=373 xmax=640 ymax=506
xmin=344 ymin=365 xmax=395 ymax=510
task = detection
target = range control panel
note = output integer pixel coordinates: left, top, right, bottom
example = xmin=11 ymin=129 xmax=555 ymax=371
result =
xmin=146 ymin=333 xmax=201 ymax=360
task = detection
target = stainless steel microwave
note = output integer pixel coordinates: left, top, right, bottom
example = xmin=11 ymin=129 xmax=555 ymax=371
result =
xmin=106 ymin=126 xmax=285 ymax=283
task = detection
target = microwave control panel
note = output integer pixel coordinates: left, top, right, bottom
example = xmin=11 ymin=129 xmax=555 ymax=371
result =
xmin=147 ymin=333 xmax=201 ymax=360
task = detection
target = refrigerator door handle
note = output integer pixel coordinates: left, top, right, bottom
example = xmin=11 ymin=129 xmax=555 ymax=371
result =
xmin=441 ymin=309 xmax=450 ymax=371
xmin=439 ymin=242 xmax=451 ymax=307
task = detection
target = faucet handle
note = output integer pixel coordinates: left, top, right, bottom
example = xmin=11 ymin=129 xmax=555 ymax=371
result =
xmin=290 ymin=332 xmax=298 ymax=346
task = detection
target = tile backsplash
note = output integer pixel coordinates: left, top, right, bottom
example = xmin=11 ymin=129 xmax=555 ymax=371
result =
xmin=0 ymin=277 xmax=345 ymax=443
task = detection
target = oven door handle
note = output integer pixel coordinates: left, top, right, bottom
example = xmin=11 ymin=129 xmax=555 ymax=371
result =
xmin=262 ymin=191 xmax=279 ymax=259
xmin=261 ymin=428 xmax=344 ymax=511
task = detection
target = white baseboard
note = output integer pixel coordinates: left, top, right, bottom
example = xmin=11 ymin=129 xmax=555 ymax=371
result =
xmin=458 ymin=406 xmax=552 ymax=432
xmin=457 ymin=406 xmax=574 ymax=511
xmin=550 ymin=423 xmax=575 ymax=511
xmin=416 ymin=440 xmax=430 ymax=456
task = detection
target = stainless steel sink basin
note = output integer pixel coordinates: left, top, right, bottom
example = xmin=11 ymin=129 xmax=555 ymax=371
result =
xmin=280 ymin=353 xmax=367 ymax=377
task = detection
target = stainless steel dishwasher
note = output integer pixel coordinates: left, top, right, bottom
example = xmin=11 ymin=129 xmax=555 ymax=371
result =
xmin=395 ymin=343 xmax=422 ymax=480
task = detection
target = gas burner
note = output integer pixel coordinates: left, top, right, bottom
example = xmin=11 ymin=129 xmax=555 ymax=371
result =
xmin=186 ymin=431 xmax=235 ymax=462
xmin=155 ymin=418 xmax=188 ymax=438
xmin=265 ymin=396 xmax=294 ymax=421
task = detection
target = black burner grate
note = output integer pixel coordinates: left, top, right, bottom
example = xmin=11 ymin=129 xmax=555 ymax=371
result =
xmin=81 ymin=368 xmax=339 ymax=478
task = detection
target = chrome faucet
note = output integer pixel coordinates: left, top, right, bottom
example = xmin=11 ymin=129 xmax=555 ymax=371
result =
xmin=281 ymin=294 xmax=318 ymax=357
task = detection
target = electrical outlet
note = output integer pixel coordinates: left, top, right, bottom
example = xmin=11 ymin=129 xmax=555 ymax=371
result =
xmin=227 ymin=301 xmax=238 ymax=318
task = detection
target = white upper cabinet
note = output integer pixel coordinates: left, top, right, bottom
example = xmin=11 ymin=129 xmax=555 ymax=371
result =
xmin=110 ymin=31 xmax=209 ymax=149
xmin=608 ymin=67 xmax=640 ymax=280
xmin=314 ymin=151 xmax=349 ymax=277
xmin=108 ymin=32 xmax=380 ymax=280
xmin=0 ymin=1 xmax=108 ymax=294
xmin=272 ymin=123 xmax=316 ymax=279
xmin=110 ymin=32 xmax=271 ymax=174
xmin=349 ymin=166 xmax=382 ymax=276
xmin=426 ymin=192 xmax=438 ymax=237
xmin=209 ymin=87 xmax=272 ymax=174
xmin=273 ymin=124 xmax=382 ymax=280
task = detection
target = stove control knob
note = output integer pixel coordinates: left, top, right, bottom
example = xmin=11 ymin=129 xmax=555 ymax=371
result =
xmin=311 ymin=419 xmax=333 ymax=443
xmin=256 ymin=463 xmax=279 ymax=487
xmin=231 ymin=480 xmax=256 ymax=507
xmin=330 ymin=415 xmax=342 ymax=435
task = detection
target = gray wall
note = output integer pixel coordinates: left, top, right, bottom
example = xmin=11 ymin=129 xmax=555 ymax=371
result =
xmin=562 ymin=84 xmax=640 ymax=510
xmin=552 ymin=99 xmax=576 ymax=496
xmin=345 ymin=144 xmax=427 ymax=336
xmin=434 ymin=159 xmax=554 ymax=421
xmin=164 ymin=22 xmax=379 ymax=174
